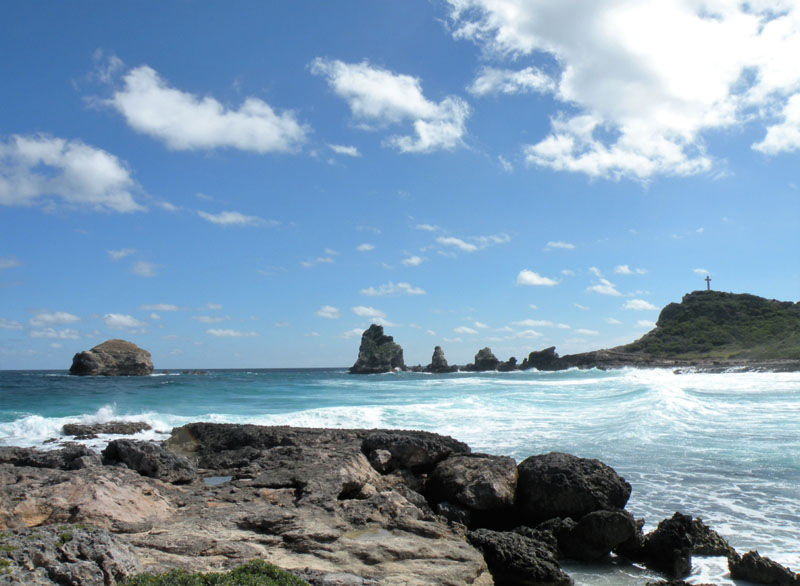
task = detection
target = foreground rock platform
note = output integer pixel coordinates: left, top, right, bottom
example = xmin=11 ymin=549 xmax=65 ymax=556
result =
xmin=1 ymin=424 xmax=796 ymax=585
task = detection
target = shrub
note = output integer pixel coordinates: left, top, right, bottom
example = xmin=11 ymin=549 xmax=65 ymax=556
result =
xmin=123 ymin=559 xmax=308 ymax=586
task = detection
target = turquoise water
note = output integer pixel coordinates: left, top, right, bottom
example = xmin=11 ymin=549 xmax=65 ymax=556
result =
xmin=1 ymin=367 xmax=798 ymax=584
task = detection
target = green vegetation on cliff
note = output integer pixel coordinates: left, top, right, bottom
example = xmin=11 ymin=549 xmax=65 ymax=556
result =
xmin=621 ymin=291 xmax=800 ymax=360
xmin=123 ymin=559 xmax=308 ymax=586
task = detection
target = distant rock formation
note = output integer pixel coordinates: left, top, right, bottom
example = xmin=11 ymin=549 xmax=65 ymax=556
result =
xmin=425 ymin=346 xmax=457 ymax=373
xmin=69 ymin=339 xmax=153 ymax=376
xmin=464 ymin=347 xmax=500 ymax=372
xmin=349 ymin=325 xmax=406 ymax=374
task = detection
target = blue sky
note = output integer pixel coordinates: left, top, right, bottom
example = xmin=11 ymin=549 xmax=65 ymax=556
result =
xmin=1 ymin=1 xmax=798 ymax=369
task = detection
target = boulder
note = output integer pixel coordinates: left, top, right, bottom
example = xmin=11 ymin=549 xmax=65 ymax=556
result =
xmin=467 ymin=528 xmax=573 ymax=585
xmin=516 ymin=452 xmax=631 ymax=523
xmin=729 ymin=550 xmax=800 ymax=585
xmin=69 ymin=339 xmax=153 ymax=376
xmin=362 ymin=430 xmax=470 ymax=472
xmin=426 ymin=453 xmax=518 ymax=513
xmin=469 ymin=347 xmax=500 ymax=371
xmin=548 ymin=510 xmax=638 ymax=561
xmin=0 ymin=445 xmax=100 ymax=470
xmin=520 ymin=347 xmax=562 ymax=371
xmin=425 ymin=346 xmax=457 ymax=373
xmin=62 ymin=421 xmax=152 ymax=437
xmin=349 ymin=324 xmax=406 ymax=374
xmin=102 ymin=439 xmax=195 ymax=484
xmin=497 ymin=357 xmax=518 ymax=372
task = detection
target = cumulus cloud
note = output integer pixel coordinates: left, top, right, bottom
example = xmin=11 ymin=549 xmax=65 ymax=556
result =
xmin=447 ymin=1 xmax=800 ymax=178
xmin=108 ymin=248 xmax=136 ymax=261
xmin=693 ymin=268 xmax=710 ymax=275
xmin=615 ymin=265 xmax=647 ymax=275
xmin=108 ymin=65 xmax=307 ymax=153
xmin=0 ymin=318 xmax=23 ymax=330
xmin=0 ymin=256 xmax=21 ymax=269
xmin=544 ymin=241 xmax=575 ymax=251
xmin=192 ymin=315 xmax=226 ymax=324
xmin=197 ymin=210 xmax=276 ymax=227
xmin=402 ymin=255 xmax=425 ymax=266
xmin=415 ymin=224 xmax=440 ymax=232
xmin=437 ymin=233 xmax=510 ymax=253
xmin=637 ymin=319 xmax=657 ymax=328
xmin=341 ymin=328 xmax=364 ymax=339
xmin=103 ymin=313 xmax=146 ymax=329
xmin=517 ymin=270 xmax=558 ymax=286
xmin=356 ymin=243 xmax=375 ymax=252
xmin=587 ymin=278 xmax=622 ymax=296
xmin=131 ymin=261 xmax=157 ymax=277
xmin=454 ymin=326 xmax=478 ymax=335
xmin=575 ymin=328 xmax=599 ymax=336
xmin=29 ymin=311 xmax=80 ymax=327
xmin=361 ymin=282 xmax=426 ymax=296
xmin=139 ymin=303 xmax=178 ymax=311
xmin=514 ymin=329 xmax=543 ymax=339
xmin=329 ymin=144 xmax=361 ymax=157
xmin=30 ymin=328 xmax=80 ymax=339
xmin=0 ymin=134 xmax=143 ymax=212
xmin=512 ymin=319 xmax=553 ymax=327
xmin=206 ymin=328 xmax=258 ymax=337
xmin=624 ymin=299 xmax=658 ymax=311
xmin=468 ymin=66 xmax=555 ymax=96
xmin=311 ymin=58 xmax=470 ymax=153
xmin=352 ymin=306 xmax=386 ymax=319
xmin=315 ymin=305 xmax=340 ymax=319
xmin=606 ymin=317 xmax=622 ymax=324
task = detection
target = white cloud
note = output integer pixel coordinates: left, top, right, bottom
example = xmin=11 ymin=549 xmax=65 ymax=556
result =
xmin=149 ymin=313 xmax=160 ymax=320
xmin=574 ymin=303 xmax=590 ymax=310
xmin=448 ymin=1 xmax=800 ymax=178
xmin=193 ymin=315 xmax=226 ymax=324
xmin=624 ymin=299 xmax=658 ymax=311
xmin=311 ymin=58 xmax=470 ymax=153
xmin=103 ymin=313 xmax=146 ymax=329
xmin=0 ymin=318 xmax=23 ymax=330
xmin=131 ymin=261 xmax=157 ymax=277
xmin=305 ymin=331 xmax=321 ymax=337
xmin=576 ymin=328 xmax=599 ymax=336
xmin=474 ymin=321 xmax=489 ymax=329
xmin=517 ymin=269 xmax=558 ymax=286
xmin=636 ymin=319 xmax=657 ymax=328
xmin=437 ymin=233 xmax=510 ymax=253
xmin=415 ymin=224 xmax=440 ymax=232
xmin=561 ymin=269 xmax=576 ymax=276
xmin=606 ymin=317 xmax=622 ymax=325
xmin=356 ymin=243 xmax=375 ymax=252
xmin=205 ymin=303 xmax=223 ymax=310
xmin=109 ymin=65 xmax=307 ymax=153
xmin=468 ymin=66 xmax=555 ymax=96
xmin=426 ymin=329 xmax=437 ymax=336
xmin=0 ymin=134 xmax=144 ymax=213
xmin=197 ymin=210 xmax=276 ymax=227
xmin=341 ymin=328 xmax=365 ymax=339
xmin=139 ymin=303 xmax=178 ymax=311
xmin=352 ymin=305 xmax=387 ymax=319
xmin=0 ymin=256 xmax=21 ymax=269
xmin=361 ymin=282 xmax=426 ymax=296
xmin=30 ymin=328 xmax=80 ymax=340
xmin=514 ymin=329 xmax=543 ymax=339
xmin=108 ymin=248 xmax=136 ymax=261
xmin=206 ymin=328 xmax=258 ymax=338
xmin=587 ymin=278 xmax=622 ymax=296
xmin=328 ymin=144 xmax=361 ymax=157
xmin=545 ymin=240 xmax=575 ymax=251
xmin=615 ymin=264 xmax=647 ymax=275
xmin=402 ymin=255 xmax=425 ymax=266
xmin=29 ymin=311 xmax=80 ymax=327
xmin=315 ymin=305 xmax=340 ymax=319
xmin=693 ymin=268 xmax=710 ymax=275
xmin=589 ymin=267 xmax=604 ymax=277
xmin=512 ymin=319 xmax=554 ymax=327
xmin=498 ymin=155 xmax=513 ymax=172
xmin=454 ymin=326 xmax=478 ymax=335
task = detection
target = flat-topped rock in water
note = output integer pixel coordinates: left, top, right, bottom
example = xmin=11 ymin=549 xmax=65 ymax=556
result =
xmin=69 ymin=339 xmax=154 ymax=376
xmin=349 ymin=324 xmax=406 ymax=374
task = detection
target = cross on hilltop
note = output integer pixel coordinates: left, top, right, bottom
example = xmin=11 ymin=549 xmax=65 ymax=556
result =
xmin=705 ymin=275 xmax=712 ymax=291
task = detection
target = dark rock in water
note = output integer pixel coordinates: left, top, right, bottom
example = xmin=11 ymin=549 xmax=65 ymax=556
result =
xmin=641 ymin=513 xmax=695 ymax=578
xmin=520 ymin=347 xmax=562 ymax=371
xmin=102 ymin=439 xmax=195 ymax=484
xmin=728 ymin=550 xmax=800 ymax=585
xmin=645 ymin=581 xmax=717 ymax=586
xmin=349 ymin=324 xmax=406 ymax=374
xmin=467 ymin=528 xmax=573 ymax=585
xmin=69 ymin=339 xmax=154 ymax=376
xmin=426 ymin=453 xmax=517 ymax=513
xmin=468 ymin=347 xmax=500 ymax=371
xmin=614 ymin=516 xmax=647 ymax=560
xmin=63 ymin=421 xmax=152 ymax=437
xmin=0 ymin=524 xmax=140 ymax=585
xmin=425 ymin=345 xmax=457 ymax=373
xmin=0 ymin=444 xmax=100 ymax=470
xmin=516 ymin=452 xmax=632 ymax=524
xmin=362 ymin=430 xmax=470 ymax=472
xmin=497 ymin=357 xmax=518 ymax=372
xmin=549 ymin=510 xmax=637 ymax=561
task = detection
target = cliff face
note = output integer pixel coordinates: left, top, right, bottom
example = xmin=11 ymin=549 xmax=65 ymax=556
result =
xmin=621 ymin=290 xmax=800 ymax=360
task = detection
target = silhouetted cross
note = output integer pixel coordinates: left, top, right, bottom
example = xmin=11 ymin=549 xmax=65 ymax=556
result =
xmin=705 ymin=275 xmax=711 ymax=291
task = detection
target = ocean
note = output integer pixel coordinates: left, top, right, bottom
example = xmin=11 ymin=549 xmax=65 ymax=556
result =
xmin=1 ymin=367 xmax=798 ymax=585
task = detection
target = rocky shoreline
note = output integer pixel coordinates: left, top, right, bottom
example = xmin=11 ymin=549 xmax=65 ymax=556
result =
xmin=1 ymin=423 xmax=797 ymax=585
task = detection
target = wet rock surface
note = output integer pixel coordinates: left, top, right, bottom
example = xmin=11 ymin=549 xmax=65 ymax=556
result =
xmin=728 ymin=550 xmax=800 ymax=585
xmin=63 ymin=421 xmax=152 ymax=437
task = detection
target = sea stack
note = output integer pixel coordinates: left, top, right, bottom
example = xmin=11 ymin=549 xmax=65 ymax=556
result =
xmin=426 ymin=346 xmax=457 ymax=373
xmin=349 ymin=324 xmax=405 ymax=374
xmin=69 ymin=339 xmax=154 ymax=376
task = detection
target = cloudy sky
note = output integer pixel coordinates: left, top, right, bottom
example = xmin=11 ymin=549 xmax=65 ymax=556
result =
xmin=1 ymin=1 xmax=798 ymax=369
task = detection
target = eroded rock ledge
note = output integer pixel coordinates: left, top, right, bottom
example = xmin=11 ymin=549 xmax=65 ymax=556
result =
xmin=1 ymin=425 xmax=797 ymax=585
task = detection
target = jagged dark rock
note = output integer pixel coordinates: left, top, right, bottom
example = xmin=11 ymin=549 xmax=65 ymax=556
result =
xmin=426 ymin=453 xmax=518 ymax=516
xmin=425 ymin=345 xmax=457 ymax=373
xmin=361 ymin=430 xmax=470 ymax=472
xmin=551 ymin=510 xmax=638 ymax=561
xmin=497 ymin=357 xmax=518 ymax=372
xmin=728 ymin=550 xmax=800 ymax=585
xmin=348 ymin=324 xmax=406 ymax=374
xmin=0 ymin=444 xmax=100 ymax=470
xmin=520 ymin=347 xmax=562 ymax=371
xmin=63 ymin=421 xmax=152 ymax=437
xmin=467 ymin=528 xmax=573 ymax=585
xmin=640 ymin=513 xmax=696 ymax=578
xmin=69 ymin=339 xmax=154 ymax=376
xmin=516 ymin=452 xmax=631 ymax=524
xmin=464 ymin=347 xmax=500 ymax=372
xmin=102 ymin=439 xmax=195 ymax=484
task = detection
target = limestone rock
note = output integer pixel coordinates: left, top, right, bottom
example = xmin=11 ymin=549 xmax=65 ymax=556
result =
xmin=520 ymin=347 xmax=562 ymax=371
xmin=467 ymin=528 xmax=573 ymax=585
xmin=729 ymin=550 xmax=800 ymax=585
xmin=467 ymin=347 xmax=500 ymax=371
xmin=102 ymin=439 xmax=195 ymax=484
xmin=0 ymin=445 xmax=100 ymax=470
xmin=425 ymin=346 xmax=457 ymax=373
xmin=426 ymin=453 xmax=518 ymax=513
xmin=361 ymin=430 xmax=470 ymax=472
xmin=63 ymin=421 xmax=152 ymax=437
xmin=349 ymin=325 xmax=406 ymax=374
xmin=69 ymin=339 xmax=153 ymax=376
xmin=516 ymin=452 xmax=631 ymax=523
